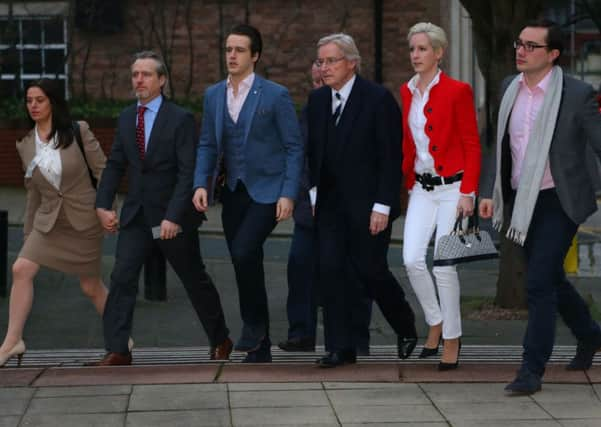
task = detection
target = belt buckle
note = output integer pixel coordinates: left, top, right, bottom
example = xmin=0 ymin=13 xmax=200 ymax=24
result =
xmin=421 ymin=172 xmax=434 ymax=192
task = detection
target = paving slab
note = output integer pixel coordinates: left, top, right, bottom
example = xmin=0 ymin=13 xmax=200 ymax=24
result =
xmin=560 ymin=420 xmax=601 ymax=427
xmin=537 ymin=400 xmax=601 ymax=419
xmin=0 ymin=418 xmax=19 ymax=427
xmin=342 ymin=424 xmax=447 ymax=427
xmin=399 ymin=363 xmax=518 ymax=383
xmin=34 ymin=384 xmax=132 ymax=397
xmin=335 ymin=404 xmax=445 ymax=424
xmin=129 ymin=384 xmax=227 ymax=411
xmin=33 ymin=364 xmax=219 ymax=386
xmin=323 ymin=382 xmax=418 ymax=390
xmin=326 ymin=385 xmax=430 ymax=406
xmin=19 ymin=413 xmax=125 ymax=427
xmin=436 ymin=401 xmax=551 ymax=422
xmin=543 ymin=364 xmax=591 ymax=383
xmin=530 ymin=383 xmax=599 ymax=403
xmin=420 ymin=382 xmax=530 ymax=403
xmin=27 ymin=395 xmax=129 ymax=414
xmin=454 ymin=421 xmax=561 ymax=427
xmin=228 ymin=382 xmax=323 ymax=391
xmin=230 ymin=406 xmax=338 ymax=426
xmin=0 ymin=368 xmax=44 ymax=386
xmin=218 ymin=363 xmax=399 ymax=382
xmin=585 ymin=366 xmax=601 ymax=383
xmin=229 ymin=389 xmax=329 ymax=408
xmin=125 ymin=409 xmax=231 ymax=427
xmin=0 ymin=387 xmax=33 ymax=415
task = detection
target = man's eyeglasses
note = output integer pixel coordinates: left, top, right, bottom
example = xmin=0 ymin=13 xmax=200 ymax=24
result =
xmin=314 ymin=57 xmax=345 ymax=68
xmin=513 ymin=40 xmax=548 ymax=52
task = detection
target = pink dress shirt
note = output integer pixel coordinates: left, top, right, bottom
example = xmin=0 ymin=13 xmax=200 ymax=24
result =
xmin=227 ymin=73 xmax=255 ymax=123
xmin=508 ymin=71 xmax=556 ymax=191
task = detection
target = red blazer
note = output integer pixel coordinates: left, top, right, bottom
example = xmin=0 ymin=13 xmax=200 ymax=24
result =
xmin=400 ymin=72 xmax=481 ymax=194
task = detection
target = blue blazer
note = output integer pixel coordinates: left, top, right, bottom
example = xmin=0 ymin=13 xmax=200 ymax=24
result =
xmin=194 ymin=75 xmax=303 ymax=204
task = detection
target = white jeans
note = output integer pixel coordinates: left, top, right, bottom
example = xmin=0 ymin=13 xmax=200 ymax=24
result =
xmin=403 ymin=181 xmax=462 ymax=339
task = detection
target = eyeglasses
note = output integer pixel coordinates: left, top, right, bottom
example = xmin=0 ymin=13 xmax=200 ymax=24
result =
xmin=314 ymin=57 xmax=345 ymax=68
xmin=513 ymin=40 xmax=548 ymax=52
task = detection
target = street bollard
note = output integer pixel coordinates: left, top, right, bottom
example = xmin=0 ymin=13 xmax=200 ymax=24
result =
xmin=144 ymin=242 xmax=167 ymax=301
xmin=564 ymin=236 xmax=578 ymax=275
xmin=0 ymin=210 xmax=7 ymax=298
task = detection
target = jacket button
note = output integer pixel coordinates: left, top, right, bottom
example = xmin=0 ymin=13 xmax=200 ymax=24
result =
xmin=437 ymin=165 xmax=443 ymax=172
xmin=58 ymin=192 xmax=63 ymax=197
xmin=426 ymin=107 xmax=432 ymax=113
xmin=428 ymin=125 xmax=433 ymax=131
xmin=432 ymin=145 xmax=438 ymax=152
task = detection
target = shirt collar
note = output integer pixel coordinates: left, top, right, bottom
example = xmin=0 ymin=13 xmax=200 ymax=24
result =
xmin=138 ymin=94 xmax=163 ymax=112
xmin=331 ymin=74 xmax=356 ymax=102
xmin=518 ymin=68 xmax=553 ymax=92
xmin=408 ymin=69 xmax=442 ymax=95
xmin=227 ymin=72 xmax=256 ymax=90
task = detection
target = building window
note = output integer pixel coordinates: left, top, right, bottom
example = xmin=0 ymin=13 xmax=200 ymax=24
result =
xmin=0 ymin=2 xmax=69 ymax=98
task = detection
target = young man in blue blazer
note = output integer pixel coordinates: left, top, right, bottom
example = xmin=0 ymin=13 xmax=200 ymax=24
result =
xmin=193 ymin=24 xmax=303 ymax=363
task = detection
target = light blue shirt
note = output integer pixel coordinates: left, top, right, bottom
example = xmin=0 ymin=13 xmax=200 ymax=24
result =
xmin=137 ymin=95 xmax=163 ymax=150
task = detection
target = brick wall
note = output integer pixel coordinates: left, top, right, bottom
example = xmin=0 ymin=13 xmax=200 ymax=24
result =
xmin=69 ymin=0 xmax=442 ymax=104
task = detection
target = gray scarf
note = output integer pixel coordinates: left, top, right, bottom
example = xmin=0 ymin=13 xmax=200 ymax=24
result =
xmin=492 ymin=66 xmax=563 ymax=246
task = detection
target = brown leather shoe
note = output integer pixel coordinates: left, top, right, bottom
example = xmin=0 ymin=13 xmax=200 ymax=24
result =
xmin=85 ymin=352 xmax=132 ymax=366
xmin=210 ymin=337 xmax=233 ymax=360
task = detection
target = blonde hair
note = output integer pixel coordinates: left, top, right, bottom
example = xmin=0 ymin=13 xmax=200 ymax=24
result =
xmin=317 ymin=33 xmax=362 ymax=73
xmin=407 ymin=22 xmax=448 ymax=52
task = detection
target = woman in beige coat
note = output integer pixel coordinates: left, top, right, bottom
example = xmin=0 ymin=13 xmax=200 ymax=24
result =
xmin=0 ymin=79 xmax=109 ymax=366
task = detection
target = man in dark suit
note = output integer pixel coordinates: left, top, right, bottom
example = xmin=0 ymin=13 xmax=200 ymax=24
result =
xmin=279 ymin=63 xmax=373 ymax=354
xmin=306 ymin=33 xmax=417 ymax=368
xmin=480 ymin=20 xmax=601 ymax=394
xmin=91 ymin=51 xmax=232 ymax=366
xmin=193 ymin=25 xmax=303 ymax=363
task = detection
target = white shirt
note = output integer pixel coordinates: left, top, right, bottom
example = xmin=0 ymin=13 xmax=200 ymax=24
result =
xmin=227 ymin=72 xmax=255 ymax=123
xmin=407 ymin=69 xmax=441 ymax=175
xmin=25 ymin=127 xmax=62 ymax=190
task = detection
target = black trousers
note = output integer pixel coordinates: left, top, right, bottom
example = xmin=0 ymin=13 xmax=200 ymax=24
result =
xmin=316 ymin=194 xmax=416 ymax=352
xmin=221 ymin=182 xmax=277 ymax=340
xmin=103 ymin=211 xmax=229 ymax=353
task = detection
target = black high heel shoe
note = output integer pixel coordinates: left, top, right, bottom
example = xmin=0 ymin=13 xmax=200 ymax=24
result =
xmin=419 ymin=337 xmax=441 ymax=359
xmin=438 ymin=339 xmax=461 ymax=371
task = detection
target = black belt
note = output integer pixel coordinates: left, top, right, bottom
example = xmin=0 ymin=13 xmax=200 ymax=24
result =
xmin=415 ymin=172 xmax=463 ymax=191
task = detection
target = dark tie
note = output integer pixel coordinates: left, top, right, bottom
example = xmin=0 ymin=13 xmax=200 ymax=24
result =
xmin=332 ymin=92 xmax=342 ymax=125
xmin=136 ymin=105 xmax=147 ymax=160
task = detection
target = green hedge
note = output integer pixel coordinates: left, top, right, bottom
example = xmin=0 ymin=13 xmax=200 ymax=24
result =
xmin=0 ymin=97 xmax=204 ymax=120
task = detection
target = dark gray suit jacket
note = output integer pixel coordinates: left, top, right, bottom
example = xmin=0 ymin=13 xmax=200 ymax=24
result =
xmin=483 ymin=74 xmax=601 ymax=225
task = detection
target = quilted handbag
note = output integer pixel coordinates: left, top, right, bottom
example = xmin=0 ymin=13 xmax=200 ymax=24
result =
xmin=433 ymin=212 xmax=498 ymax=266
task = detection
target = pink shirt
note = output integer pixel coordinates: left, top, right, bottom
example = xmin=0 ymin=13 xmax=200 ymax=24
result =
xmin=508 ymin=71 xmax=555 ymax=190
xmin=227 ymin=73 xmax=255 ymax=123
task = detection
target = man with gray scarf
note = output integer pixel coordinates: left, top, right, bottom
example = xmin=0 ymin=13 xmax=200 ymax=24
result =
xmin=480 ymin=19 xmax=601 ymax=395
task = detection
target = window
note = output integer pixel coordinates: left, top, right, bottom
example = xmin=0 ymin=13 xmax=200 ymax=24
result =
xmin=0 ymin=2 xmax=69 ymax=98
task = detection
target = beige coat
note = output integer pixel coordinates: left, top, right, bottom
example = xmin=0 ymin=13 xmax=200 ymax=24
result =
xmin=16 ymin=121 xmax=106 ymax=237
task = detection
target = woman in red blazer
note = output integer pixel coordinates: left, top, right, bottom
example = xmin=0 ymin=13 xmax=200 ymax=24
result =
xmin=400 ymin=22 xmax=481 ymax=370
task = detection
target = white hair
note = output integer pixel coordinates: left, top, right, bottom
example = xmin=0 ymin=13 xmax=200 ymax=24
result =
xmin=317 ymin=33 xmax=362 ymax=72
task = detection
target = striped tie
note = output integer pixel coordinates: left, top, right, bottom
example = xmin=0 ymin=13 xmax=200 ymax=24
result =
xmin=332 ymin=92 xmax=342 ymax=125
xmin=136 ymin=105 xmax=147 ymax=160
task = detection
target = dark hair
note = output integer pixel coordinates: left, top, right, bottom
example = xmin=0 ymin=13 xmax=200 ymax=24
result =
xmin=524 ymin=18 xmax=563 ymax=65
xmin=24 ymin=79 xmax=74 ymax=149
xmin=228 ymin=24 xmax=263 ymax=63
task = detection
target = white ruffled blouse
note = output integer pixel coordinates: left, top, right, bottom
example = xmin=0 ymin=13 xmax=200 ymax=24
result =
xmin=25 ymin=127 xmax=62 ymax=190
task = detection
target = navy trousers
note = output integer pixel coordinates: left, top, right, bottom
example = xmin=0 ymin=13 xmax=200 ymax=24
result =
xmin=521 ymin=189 xmax=601 ymax=376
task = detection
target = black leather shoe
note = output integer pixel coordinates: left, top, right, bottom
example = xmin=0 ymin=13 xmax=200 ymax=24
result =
xmin=566 ymin=341 xmax=601 ymax=371
xmin=505 ymin=367 xmax=542 ymax=395
xmin=398 ymin=336 xmax=417 ymax=359
xmin=242 ymin=337 xmax=272 ymax=363
xmin=277 ymin=336 xmax=315 ymax=352
xmin=235 ymin=324 xmax=266 ymax=352
xmin=438 ymin=339 xmax=461 ymax=371
xmin=419 ymin=346 xmax=439 ymax=358
xmin=316 ymin=350 xmax=357 ymax=368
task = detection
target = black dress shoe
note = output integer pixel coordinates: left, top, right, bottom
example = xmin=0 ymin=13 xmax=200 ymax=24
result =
xmin=277 ymin=336 xmax=316 ymax=352
xmin=438 ymin=339 xmax=461 ymax=371
xmin=566 ymin=341 xmax=601 ymax=371
xmin=419 ymin=337 xmax=441 ymax=358
xmin=398 ymin=336 xmax=417 ymax=359
xmin=316 ymin=350 xmax=356 ymax=368
xmin=505 ymin=367 xmax=542 ymax=395
xmin=242 ymin=337 xmax=272 ymax=363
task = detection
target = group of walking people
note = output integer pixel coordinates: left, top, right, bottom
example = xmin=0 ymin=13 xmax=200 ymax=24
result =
xmin=1 ymin=18 xmax=600 ymax=396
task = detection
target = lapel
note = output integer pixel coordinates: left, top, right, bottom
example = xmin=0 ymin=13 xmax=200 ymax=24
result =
xmin=215 ymin=81 xmax=226 ymax=149
xmin=243 ymin=75 xmax=262 ymax=144
xmin=121 ymin=105 xmax=138 ymax=165
xmin=144 ymin=99 xmax=168 ymax=162
xmin=17 ymin=130 xmax=36 ymax=170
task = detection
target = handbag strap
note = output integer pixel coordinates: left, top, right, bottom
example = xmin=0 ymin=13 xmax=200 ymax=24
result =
xmin=72 ymin=121 xmax=98 ymax=189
